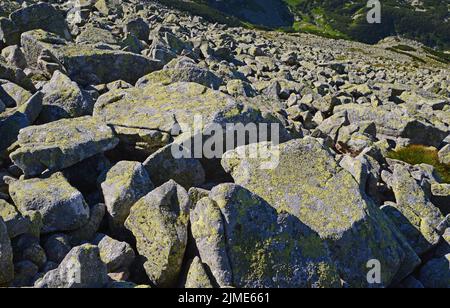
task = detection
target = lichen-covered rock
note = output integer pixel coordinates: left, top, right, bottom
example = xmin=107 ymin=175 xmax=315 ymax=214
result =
xmin=93 ymin=234 xmax=135 ymax=273
xmin=143 ymin=144 xmax=205 ymax=190
xmin=75 ymin=25 xmax=118 ymax=45
xmin=125 ymin=180 xmax=190 ymax=287
xmin=9 ymin=3 xmax=71 ymax=41
xmin=9 ymin=172 xmax=90 ymax=234
xmin=0 ymin=217 xmax=14 ymax=286
xmin=334 ymin=103 xmax=448 ymax=147
xmin=184 ymin=257 xmax=214 ymax=288
xmin=418 ymin=254 xmax=450 ymax=288
xmin=383 ymin=164 xmax=444 ymax=255
xmin=38 ymin=70 xmax=93 ymax=123
xmin=0 ymin=58 xmax=35 ymax=91
xmin=438 ymin=144 xmax=450 ymax=165
xmin=191 ymin=184 xmax=342 ymax=288
xmin=221 ymin=138 xmax=420 ymax=287
xmin=35 ymin=244 xmax=108 ymax=288
xmin=94 ymin=82 xmax=288 ymax=155
xmin=67 ymin=203 xmax=106 ymax=246
xmin=0 ymin=81 xmax=31 ymax=107
xmin=0 ymin=91 xmax=42 ymax=155
xmin=136 ymin=58 xmax=223 ymax=90
xmin=100 ymin=161 xmax=153 ymax=232
xmin=0 ymin=199 xmax=31 ymax=238
xmin=10 ymin=116 xmax=119 ymax=177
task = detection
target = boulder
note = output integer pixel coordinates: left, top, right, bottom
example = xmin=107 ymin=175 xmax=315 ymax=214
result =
xmin=93 ymin=234 xmax=135 ymax=273
xmin=38 ymin=71 xmax=93 ymax=123
xmin=0 ymin=217 xmax=14 ymax=286
xmin=418 ymin=254 xmax=450 ymax=288
xmin=67 ymin=203 xmax=106 ymax=246
xmin=43 ymin=234 xmax=72 ymax=264
xmin=9 ymin=173 xmax=90 ymax=234
xmin=0 ymin=199 xmax=31 ymax=238
xmin=100 ymin=161 xmax=153 ymax=231
xmin=221 ymin=138 xmax=420 ymax=287
xmin=438 ymin=144 xmax=450 ymax=165
xmin=10 ymin=116 xmax=119 ymax=177
xmin=184 ymin=257 xmax=214 ymax=288
xmin=125 ymin=180 xmax=190 ymax=287
xmin=191 ymin=184 xmax=342 ymax=288
xmin=35 ymin=244 xmax=108 ymax=288
xmin=0 ymin=81 xmax=31 ymax=107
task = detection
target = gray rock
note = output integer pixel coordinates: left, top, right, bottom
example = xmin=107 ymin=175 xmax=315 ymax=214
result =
xmin=418 ymin=254 xmax=450 ymax=288
xmin=0 ymin=80 xmax=31 ymax=107
xmin=9 ymin=172 xmax=90 ymax=234
xmin=125 ymin=180 xmax=190 ymax=287
xmin=438 ymin=144 xmax=450 ymax=165
xmin=184 ymin=257 xmax=214 ymax=288
xmin=93 ymin=234 xmax=135 ymax=273
xmin=12 ymin=260 xmax=39 ymax=287
xmin=12 ymin=234 xmax=47 ymax=268
xmin=221 ymin=138 xmax=420 ymax=287
xmin=100 ymin=161 xmax=153 ymax=232
xmin=35 ymin=244 xmax=108 ymax=288
xmin=67 ymin=203 xmax=106 ymax=246
xmin=10 ymin=116 xmax=119 ymax=177
xmin=0 ymin=199 xmax=31 ymax=238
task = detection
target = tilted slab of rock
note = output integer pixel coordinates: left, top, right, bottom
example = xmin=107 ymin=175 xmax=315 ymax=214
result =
xmin=0 ymin=81 xmax=32 ymax=108
xmin=20 ymin=29 xmax=161 ymax=86
xmin=93 ymin=234 xmax=135 ymax=273
xmin=184 ymin=257 xmax=214 ymax=288
xmin=35 ymin=244 xmax=108 ymax=288
xmin=191 ymin=184 xmax=342 ymax=288
xmin=9 ymin=172 xmax=90 ymax=234
xmin=94 ymin=82 xmax=288 ymax=155
xmin=0 ymin=217 xmax=13 ymax=286
xmin=10 ymin=116 xmax=119 ymax=177
xmin=125 ymin=180 xmax=190 ymax=287
xmin=0 ymin=91 xmax=42 ymax=156
xmin=382 ymin=164 xmax=444 ymax=255
xmin=221 ymin=137 xmax=420 ymax=287
xmin=333 ymin=103 xmax=448 ymax=147
xmin=38 ymin=70 xmax=93 ymax=123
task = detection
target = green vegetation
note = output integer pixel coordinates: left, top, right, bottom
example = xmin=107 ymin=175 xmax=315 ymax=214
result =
xmin=387 ymin=145 xmax=450 ymax=183
xmin=423 ymin=46 xmax=450 ymax=64
xmin=386 ymin=47 xmax=426 ymax=64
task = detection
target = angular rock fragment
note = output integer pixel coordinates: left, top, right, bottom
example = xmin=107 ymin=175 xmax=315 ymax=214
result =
xmin=93 ymin=234 xmax=135 ymax=273
xmin=0 ymin=217 xmax=14 ymax=286
xmin=9 ymin=173 xmax=90 ymax=234
xmin=184 ymin=257 xmax=214 ymax=288
xmin=125 ymin=180 xmax=190 ymax=287
xmin=10 ymin=116 xmax=119 ymax=177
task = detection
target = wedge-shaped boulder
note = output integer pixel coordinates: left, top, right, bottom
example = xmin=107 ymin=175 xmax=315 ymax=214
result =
xmin=35 ymin=244 xmax=108 ymax=288
xmin=191 ymin=184 xmax=342 ymax=288
xmin=334 ymin=103 xmax=448 ymax=147
xmin=9 ymin=172 xmax=90 ymax=234
xmin=0 ymin=92 xmax=42 ymax=155
xmin=125 ymin=180 xmax=190 ymax=287
xmin=382 ymin=164 xmax=444 ymax=255
xmin=10 ymin=116 xmax=119 ymax=177
xmin=94 ymin=82 xmax=288 ymax=155
xmin=0 ymin=81 xmax=31 ymax=107
xmin=184 ymin=257 xmax=214 ymax=288
xmin=100 ymin=161 xmax=154 ymax=232
xmin=221 ymin=138 xmax=420 ymax=287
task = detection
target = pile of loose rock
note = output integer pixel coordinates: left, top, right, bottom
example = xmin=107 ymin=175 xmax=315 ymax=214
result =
xmin=0 ymin=0 xmax=449 ymax=288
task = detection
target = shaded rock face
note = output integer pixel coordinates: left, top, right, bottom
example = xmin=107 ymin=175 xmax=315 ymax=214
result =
xmin=221 ymin=138 xmax=420 ymax=287
xmin=0 ymin=218 xmax=14 ymax=286
xmin=209 ymin=0 xmax=294 ymax=28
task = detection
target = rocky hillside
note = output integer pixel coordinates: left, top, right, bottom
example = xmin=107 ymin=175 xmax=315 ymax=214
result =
xmin=0 ymin=0 xmax=449 ymax=288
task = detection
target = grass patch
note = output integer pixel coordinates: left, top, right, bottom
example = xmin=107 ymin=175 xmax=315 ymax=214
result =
xmin=392 ymin=44 xmax=417 ymax=52
xmin=387 ymin=145 xmax=450 ymax=183
xmin=423 ymin=46 xmax=450 ymax=64
xmin=386 ymin=47 xmax=426 ymax=64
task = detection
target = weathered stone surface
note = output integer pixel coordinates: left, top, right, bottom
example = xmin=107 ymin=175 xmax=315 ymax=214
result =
xmin=67 ymin=203 xmax=106 ymax=246
xmin=0 ymin=217 xmax=14 ymax=286
xmin=12 ymin=234 xmax=47 ymax=268
xmin=9 ymin=173 xmax=90 ymax=234
xmin=191 ymin=184 xmax=342 ymax=288
xmin=438 ymin=144 xmax=450 ymax=165
xmin=93 ymin=234 xmax=135 ymax=273
xmin=10 ymin=116 xmax=119 ymax=177
xmin=221 ymin=138 xmax=420 ymax=287
xmin=35 ymin=244 xmax=108 ymax=288
xmin=0 ymin=199 xmax=30 ymax=238
xmin=100 ymin=161 xmax=153 ymax=231
xmin=143 ymin=144 xmax=205 ymax=190
xmin=382 ymin=164 xmax=444 ymax=255
xmin=184 ymin=257 xmax=214 ymax=288
xmin=0 ymin=81 xmax=31 ymax=107
xmin=125 ymin=180 xmax=190 ymax=287
xmin=38 ymin=71 xmax=93 ymax=123
xmin=43 ymin=234 xmax=72 ymax=264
